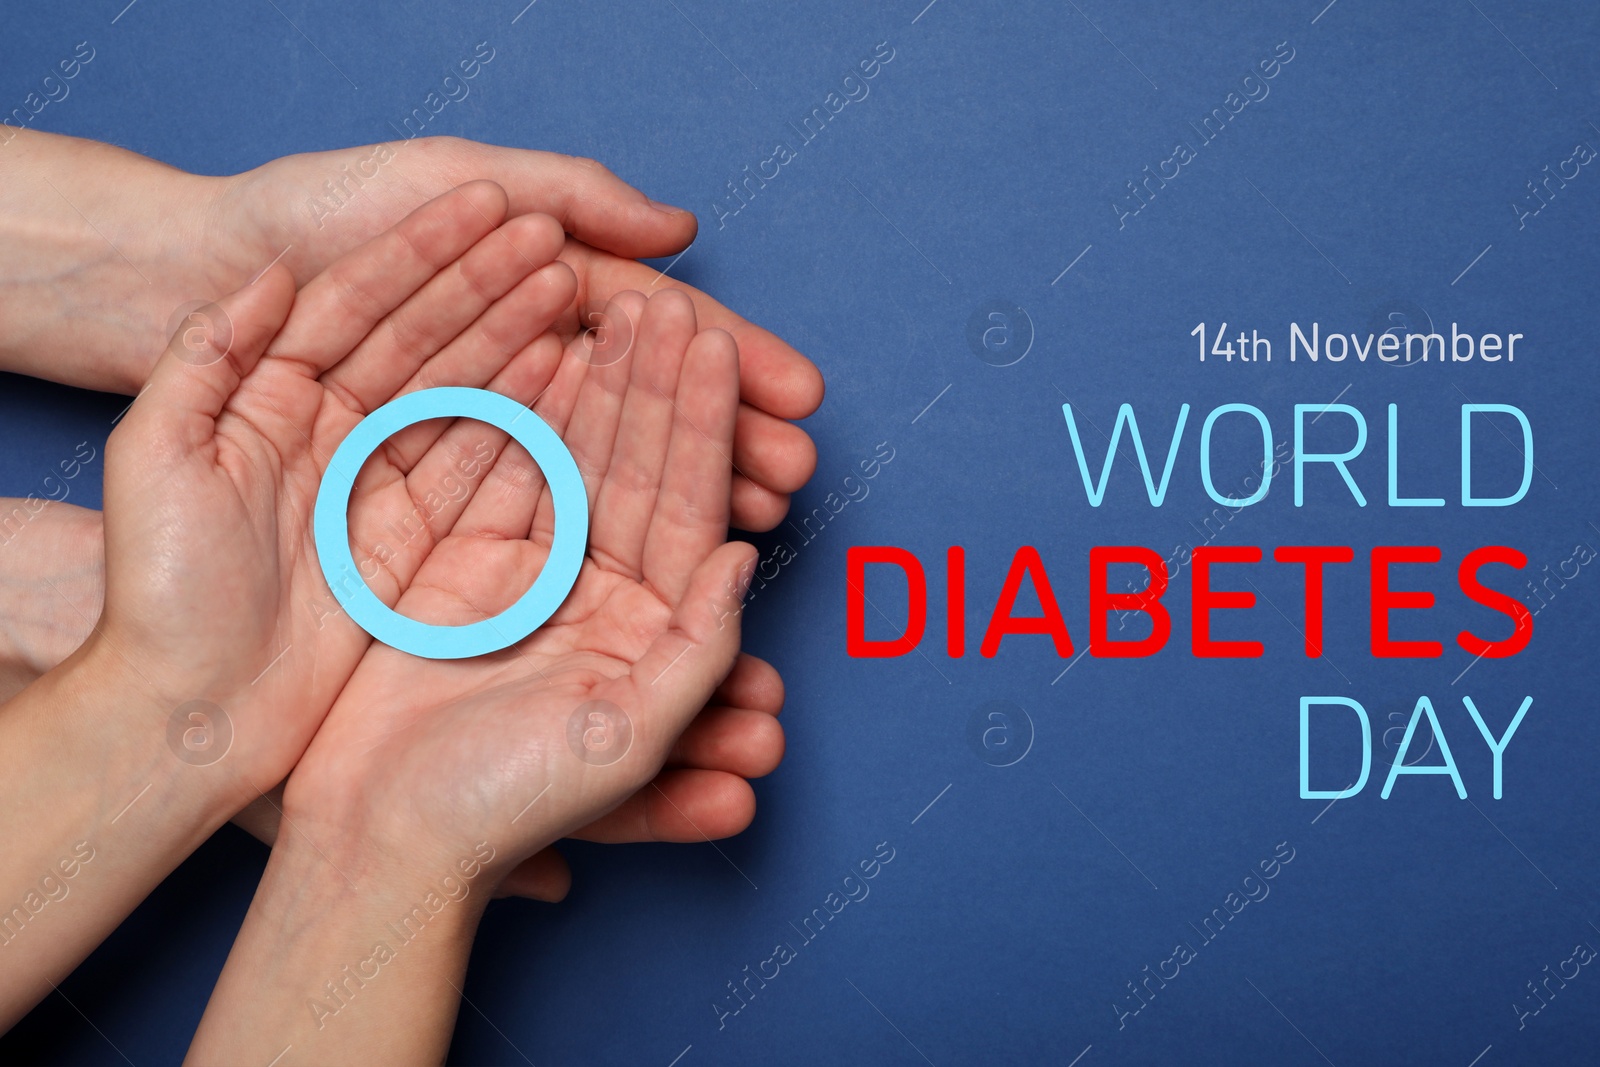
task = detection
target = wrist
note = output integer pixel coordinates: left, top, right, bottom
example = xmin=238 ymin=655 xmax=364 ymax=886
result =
xmin=30 ymin=639 xmax=250 ymax=843
xmin=280 ymin=779 xmax=509 ymax=916
xmin=0 ymin=640 xmax=250 ymax=1022
xmin=0 ymin=129 xmax=223 ymax=393
xmin=270 ymin=826 xmax=493 ymax=946
xmin=188 ymin=819 xmax=485 ymax=1063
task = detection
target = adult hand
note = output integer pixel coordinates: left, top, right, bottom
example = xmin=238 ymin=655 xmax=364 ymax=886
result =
xmin=0 ymin=495 xmax=784 ymax=905
xmin=0 ymin=131 xmax=820 ymax=530
xmin=95 ymin=181 xmax=583 ymax=795
xmin=0 ymin=181 xmax=590 ymax=1024
xmin=0 ymin=287 xmax=790 ymax=905
xmin=265 ymin=287 xmax=789 ymax=905
xmin=189 ymin=288 xmax=769 ymax=1065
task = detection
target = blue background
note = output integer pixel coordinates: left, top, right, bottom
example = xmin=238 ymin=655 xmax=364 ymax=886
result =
xmin=4 ymin=1 xmax=1599 ymax=1063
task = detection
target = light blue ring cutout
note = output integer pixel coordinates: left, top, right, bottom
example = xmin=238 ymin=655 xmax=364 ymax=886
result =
xmin=313 ymin=387 xmax=588 ymax=660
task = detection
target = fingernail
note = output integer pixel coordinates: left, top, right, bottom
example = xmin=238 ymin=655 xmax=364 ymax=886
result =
xmin=648 ymin=198 xmax=688 ymax=215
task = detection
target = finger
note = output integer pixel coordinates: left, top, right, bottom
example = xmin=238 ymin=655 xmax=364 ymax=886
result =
xmin=581 ymin=289 xmax=696 ymax=581
xmin=730 ymin=478 xmax=790 ymax=533
xmin=378 ymin=259 xmax=577 ymax=473
xmin=537 ymin=287 xmax=805 ymax=534
xmin=469 ymin=289 xmax=647 ymax=545
xmin=418 ymin=141 xmax=698 ymax=260
xmin=480 ymin=290 xmax=649 ymax=548
xmin=551 ymin=291 xmax=647 ymax=507
xmin=123 ymin=264 xmax=296 ymax=453
xmin=570 ymin=768 xmax=756 ymax=844
xmin=447 ymin=317 xmax=604 ymax=544
xmin=668 ymin=706 xmax=785 ymax=778
xmin=613 ymin=541 xmax=757 ymax=752
xmin=733 ymin=406 xmax=818 ymax=496
xmin=448 ymin=333 xmax=588 ymax=542
xmin=348 ymin=333 xmax=566 ymax=580
xmin=320 ymin=212 xmax=564 ymax=413
xmin=712 ymin=653 xmax=785 ymax=715
xmin=399 ymin=333 xmax=565 ymax=537
xmin=560 ymin=238 xmax=823 ymax=420
xmin=494 ymin=845 xmax=572 ymax=903
xmin=268 ymin=181 xmax=509 ymax=376
xmin=641 ymin=327 xmax=738 ymax=603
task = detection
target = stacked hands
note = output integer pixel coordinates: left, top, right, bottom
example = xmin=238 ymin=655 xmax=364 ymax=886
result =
xmin=0 ymin=132 xmax=822 ymax=1063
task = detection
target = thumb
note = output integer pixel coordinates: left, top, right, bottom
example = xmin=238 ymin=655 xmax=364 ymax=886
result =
xmin=121 ymin=263 xmax=296 ymax=455
xmin=462 ymin=147 xmax=698 ymax=260
xmin=620 ymin=542 xmax=758 ymax=753
xmin=494 ymin=846 xmax=573 ymax=903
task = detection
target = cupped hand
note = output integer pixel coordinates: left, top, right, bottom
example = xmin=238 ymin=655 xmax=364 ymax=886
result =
xmin=279 ymin=288 xmax=773 ymax=894
xmin=3 ymin=264 xmax=790 ymax=899
xmin=93 ymin=182 xmax=581 ymax=801
xmin=8 ymin=133 xmax=820 ymax=530
xmin=0 ymin=492 xmax=786 ymax=903
xmin=226 ymin=138 xmax=822 ymax=531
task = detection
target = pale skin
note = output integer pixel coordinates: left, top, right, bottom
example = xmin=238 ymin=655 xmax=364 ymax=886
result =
xmin=0 ymin=130 xmax=814 ymax=899
xmin=0 ymin=187 xmax=779 ymax=1032
xmin=189 ymin=263 xmax=760 ymax=1066
xmin=0 ymin=127 xmax=819 ymax=676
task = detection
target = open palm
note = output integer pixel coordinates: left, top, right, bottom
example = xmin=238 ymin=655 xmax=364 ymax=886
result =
xmin=99 ymin=183 xmax=578 ymax=796
xmin=220 ymin=137 xmax=820 ymax=530
xmin=0 ymin=136 xmax=823 ymax=709
xmin=281 ymin=288 xmax=762 ymax=885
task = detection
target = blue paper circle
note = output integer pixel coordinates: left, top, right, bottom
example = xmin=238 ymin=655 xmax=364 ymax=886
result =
xmin=313 ymin=387 xmax=588 ymax=659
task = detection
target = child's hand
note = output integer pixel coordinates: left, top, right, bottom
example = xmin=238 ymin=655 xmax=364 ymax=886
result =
xmin=94 ymin=181 xmax=577 ymax=807
xmin=0 ymin=181 xmax=590 ymax=1025
xmin=189 ymin=288 xmax=770 ymax=1064
xmin=279 ymin=287 xmax=766 ymax=875
xmin=0 ymin=295 xmax=787 ymax=903
xmin=231 ymin=648 xmax=787 ymax=905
